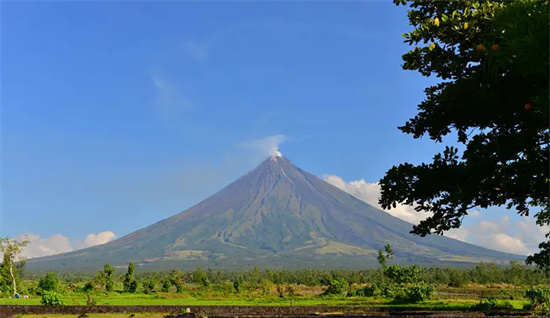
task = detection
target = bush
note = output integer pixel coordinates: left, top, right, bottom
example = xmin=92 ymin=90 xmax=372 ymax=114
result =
xmin=472 ymin=297 xmax=514 ymax=310
xmin=525 ymin=288 xmax=550 ymax=307
xmin=383 ymin=265 xmax=423 ymax=285
xmin=38 ymin=272 xmax=59 ymax=293
xmin=525 ymin=288 xmax=550 ymax=313
xmin=82 ymin=282 xmax=94 ymax=293
xmin=322 ymin=279 xmax=349 ymax=296
xmin=40 ymin=291 xmax=65 ymax=306
xmin=395 ymin=283 xmax=435 ymax=303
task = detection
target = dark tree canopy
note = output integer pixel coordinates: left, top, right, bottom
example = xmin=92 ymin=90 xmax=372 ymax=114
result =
xmin=380 ymin=0 xmax=549 ymax=271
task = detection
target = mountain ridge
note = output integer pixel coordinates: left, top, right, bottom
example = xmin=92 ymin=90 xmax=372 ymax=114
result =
xmin=27 ymin=155 xmax=522 ymax=271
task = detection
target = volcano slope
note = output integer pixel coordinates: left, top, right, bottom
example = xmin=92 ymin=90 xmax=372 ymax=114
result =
xmin=27 ymin=155 xmax=521 ymax=271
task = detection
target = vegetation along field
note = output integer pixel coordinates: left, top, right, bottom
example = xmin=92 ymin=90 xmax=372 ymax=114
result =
xmin=2 ymin=253 xmax=550 ymax=315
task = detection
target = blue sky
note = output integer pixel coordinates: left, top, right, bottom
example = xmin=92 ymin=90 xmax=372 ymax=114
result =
xmin=1 ymin=1 xmax=545 ymax=257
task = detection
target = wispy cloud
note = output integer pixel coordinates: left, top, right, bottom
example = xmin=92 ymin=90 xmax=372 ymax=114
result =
xmin=14 ymin=231 xmax=116 ymax=259
xmin=183 ymin=41 xmax=212 ymax=61
xmin=240 ymin=135 xmax=286 ymax=160
xmin=150 ymin=75 xmax=194 ymax=120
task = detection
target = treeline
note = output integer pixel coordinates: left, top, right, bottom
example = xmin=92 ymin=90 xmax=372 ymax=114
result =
xmin=20 ymin=260 xmax=550 ymax=289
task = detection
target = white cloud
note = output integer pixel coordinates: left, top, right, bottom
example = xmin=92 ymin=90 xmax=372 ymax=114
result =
xmin=13 ymin=231 xmax=116 ymax=259
xmin=448 ymin=215 xmax=548 ymax=255
xmin=322 ymin=175 xmax=429 ymax=224
xmin=322 ymin=175 xmax=549 ymax=256
xmin=240 ymin=135 xmax=286 ymax=160
xmin=16 ymin=233 xmax=73 ymax=259
xmin=83 ymin=231 xmax=116 ymax=248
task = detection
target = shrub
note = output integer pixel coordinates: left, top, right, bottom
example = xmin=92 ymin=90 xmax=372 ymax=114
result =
xmin=525 ymin=288 xmax=550 ymax=314
xmin=38 ymin=272 xmax=59 ymax=293
xmin=383 ymin=265 xmax=423 ymax=285
xmin=395 ymin=283 xmax=435 ymax=303
xmin=322 ymin=279 xmax=349 ymax=296
xmin=472 ymin=297 xmax=514 ymax=310
xmin=233 ymin=276 xmax=244 ymax=293
xmin=525 ymin=288 xmax=550 ymax=307
xmin=40 ymin=291 xmax=65 ymax=306
xmin=75 ymin=282 xmax=95 ymax=294
xmin=128 ymin=280 xmax=138 ymax=293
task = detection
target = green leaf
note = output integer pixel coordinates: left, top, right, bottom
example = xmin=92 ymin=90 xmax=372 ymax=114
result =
xmin=441 ymin=14 xmax=449 ymax=22
xmin=464 ymin=22 xmax=468 ymax=29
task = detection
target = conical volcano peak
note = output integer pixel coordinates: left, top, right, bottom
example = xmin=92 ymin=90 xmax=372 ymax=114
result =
xmin=270 ymin=149 xmax=282 ymax=160
xmin=27 ymin=151 xmax=521 ymax=271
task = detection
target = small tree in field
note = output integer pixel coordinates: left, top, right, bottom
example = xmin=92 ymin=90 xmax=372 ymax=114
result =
xmin=0 ymin=236 xmax=29 ymax=296
xmin=38 ymin=272 xmax=59 ymax=293
xmin=103 ymin=263 xmax=115 ymax=291
xmin=123 ymin=263 xmax=136 ymax=293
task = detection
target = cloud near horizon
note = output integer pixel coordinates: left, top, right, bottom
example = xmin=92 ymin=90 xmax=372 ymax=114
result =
xmin=322 ymin=175 xmax=429 ymax=224
xmin=322 ymin=175 xmax=548 ymax=256
xmin=14 ymin=231 xmax=116 ymax=259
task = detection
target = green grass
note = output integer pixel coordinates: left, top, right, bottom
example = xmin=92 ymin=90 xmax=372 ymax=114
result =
xmin=0 ymin=294 xmax=530 ymax=310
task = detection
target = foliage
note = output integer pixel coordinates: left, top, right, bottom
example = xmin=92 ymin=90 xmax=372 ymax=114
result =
xmin=143 ymin=276 xmax=157 ymax=294
xmin=472 ymin=297 xmax=514 ymax=310
xmin=525 ymin=287 xmax=550 ymax=312
xmin=82 ymin=282 xmax=94 ymax=293
xmin=384 ymin=265 xmax=423 ymax=285
xmin=38 ymin=272 xmax=59 ymax=293
xmin=0 ymin=237 xmax=29 ymax=295
xmin=129 ymin=279 xmax=139 ymax=293
xmin=103 ymin=263 xmax=115 ymax=292
xmin=394 ymin=283 xmax=435 ymax=303
xmin=123 ymin=263 xmax=136 ymax=293
xmin=167 ymin=270 xmax=183 ymax=293
xmin=348 ymin=284 xmax=384 ymax=297
xmin=382 ymin=0 xmax=549 ymax=272
xmin=233 ymin=276 xmax=244 ymax=293
xmin=193 ymin=266 xmax=211 ymax=288
xmin=40 ymin=290 xmax=65 ymax=306
xmin=377 ymin=244 xmax=394 ymax=267
xmin=322 ymin=278 xmax=349 ymax=296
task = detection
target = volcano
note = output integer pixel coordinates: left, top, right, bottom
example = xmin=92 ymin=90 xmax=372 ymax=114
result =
xmin=28 ymin=155 xmax=520 ymax=271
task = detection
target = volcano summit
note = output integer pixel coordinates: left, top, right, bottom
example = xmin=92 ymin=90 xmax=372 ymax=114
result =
xmin=28 ymin=155 xmax=520 ymax=271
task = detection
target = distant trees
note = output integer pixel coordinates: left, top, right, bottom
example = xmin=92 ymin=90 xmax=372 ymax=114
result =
xmin=8 ymin=263 xmax=550 ymax=298
xmin=380 ymin=0 xmax=549 ymax=272
xmin=0 ymin=236 xmax=29 ymax=296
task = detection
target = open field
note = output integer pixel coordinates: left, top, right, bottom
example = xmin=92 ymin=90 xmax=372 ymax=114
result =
xmin=0 ymin=286 xmax=542 ymax=310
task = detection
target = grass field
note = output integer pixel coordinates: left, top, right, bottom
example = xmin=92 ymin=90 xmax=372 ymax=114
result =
xmin=0 ymin=291 xmax=531 ymax=310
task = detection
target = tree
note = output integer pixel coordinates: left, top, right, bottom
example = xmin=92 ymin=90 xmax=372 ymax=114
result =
xmin=0 ymin=236 xmax=29 ymax=296
xmin=38 ymin=272 xmax=59 ymax=293
xmin=377 ymin=244 xmax=394 ymax=268
xmin=192 ymin=266 xmax=210 ymax=287
xmin=103 ymin=263 xmax=115 ymax=291
xmin=380 ymin=0 xmax=549 ymax=271
xmin=123 ymin=263 xmax=135 ymax=293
